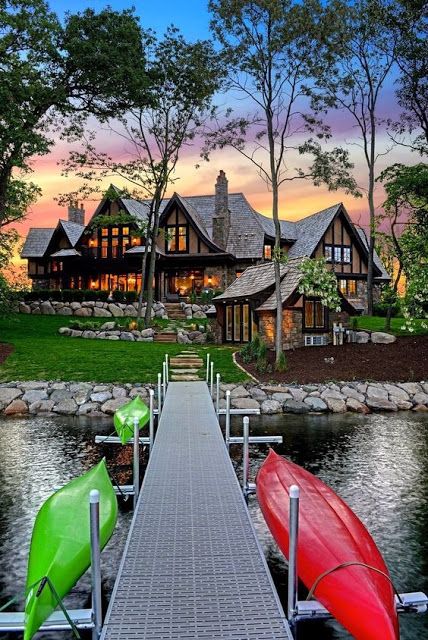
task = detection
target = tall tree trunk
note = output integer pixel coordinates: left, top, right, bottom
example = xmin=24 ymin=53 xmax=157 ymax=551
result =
xmin=144 ymin=201 xmax=161 ymax=328
xmin=272 ymin=183 xmax=283 ymax=364
xmin=137 ymin=248 xmax=149 ymax=322
xmin=366 ymin=110 xmax=376 ymax=316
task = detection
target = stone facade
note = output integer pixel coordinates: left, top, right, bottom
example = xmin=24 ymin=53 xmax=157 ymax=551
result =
xmin=258 ymin=309 xmax=304 ymax=350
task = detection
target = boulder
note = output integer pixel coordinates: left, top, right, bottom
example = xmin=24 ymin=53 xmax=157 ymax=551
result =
xmin=101 ymin=321 xmax=116 ymax=331
xmin=58 ymin=327 xmax=72 ymax=336
xmin=40 ymin=301 xmax=55 ymax=315
xmin=290 ymin=388 xmax=307 ymax=402
xmin=397 ymin=382 xmax=422 ymax=395
xmin=141 ymin=328 xmax=155 ymax=338
xmin=366 ymin=397 xmax=398 ymax=411
xmin=58 ymin=306 xmax=73 ymax=316
xmin=22 ymin=389 xmax=48 ymax=403
xmin=112 ymin=386 xmax=127 ymax=398
xmin=120 ymin=332 xmax=135 ymax=341
xmin=82 ymin=330 xmax=96 ymax=339
xmin=249 ymin=388 xmax=267 ymax=401
xmin=4 ymin=399 xmax=28 ymax=415
xmin=93 ymin=307 xmax=112 ymax=317
xmin=322 ymin=393 xmax=346 ymax=413
xmin=355 ymin=331 xmax=370 ymax=343
xmin=192 ymin=304 xmax=201 ymax=312
xmin=391 ymin=398 xmax=413 ymax=410
xmin=413 ymin=392 xmax=428 ymax=405
xmin=54 ymin=399 xmax=78 ymax=414
xmin=49 ymin=389 xmax=74 ymax=402
xmin=193 ymin=310 xmax=207 ymax=319
xmin=371 ymin=331 xmax=396 ymax=344
xmin=82 ymin=301 xmax=95 ymax=308
xmin=19 ymin=381 xmax=47 ymax=390
xmin=101 ymin=397 xmax=129 ymax=414
xmin=383 ymin=384 xmax=409 ymax=400
xmin=414 ymin=404 xmax=428 ymax=412
xmin=70 ymin=329 xmax=83 ymax=338
xmin=283 ymin=399 xmax=310 ymax=414
xmin=272 ymin=392 xmax=292 ymax=402
xmin=29 ymin=399 xmax=55 ymax=413
xmin=341 ymin=386 xmax=365 ymax=403
xmin=91 ymin=391 xmax=112 ymax=403
xmin=231 ymin=397 xmax=260 ymax=410
xmin=74 ymin=307 xmax=92 ymax=317
xmin=108 ymin=303 xmax=124 ymax=317
xmin=346 ymin=398 xmax=370 ymax=413
xmin=304 ymin=397 xmax=328 ymax=412
xmin=191 ymin=332 xmax=207 ymax=344
xmin=367 ymin=385 xmax=388 ymax=401
xmin=106 ymin=335 xmax=120 ymax=340
xmin=321 ymin=389 xmax=344 ymax=401
xmin=70 ymin=302 xmax=81 ymax=310
xmin=177 ymin=332 xmax=191 ymax=344
xmin=230 ymin=385 xmax=250 ymax=398
xmin=124 ymin=305 xmax=138 ymax=317
xmin=78 ymin=402 xmax=100 ymax=415
xmin=32 ymin=307 xmax=41 ymax=314
xmin=260 ymin=399 xmax=282 ymax=414
xmin=18 ymin=302 xmax=31 ymax=314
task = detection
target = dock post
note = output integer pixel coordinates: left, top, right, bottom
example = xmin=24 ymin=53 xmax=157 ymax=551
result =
xmin=216 ymin=373 xmax=220 ymax=416
xmin=149 ymin=389 xmax=154 ymax=456
xmin=206 ymin=353 xmax=210 ymax=383
xmin=165 ymin=354 xmax=169 ymax=384
xmin=210 ymin=361 xmax=214 ymax=398
xmin=133 ymin=417 xmax=140 ymax=510
xmin=163 ymin=361 xmax=167 ymax=397
xmin=90 ymin=489 xmax=102 ymax=640
xmin=242 ymin=416 xmax=249 ymax=495
xmin=157 ymin=372 xmax=162 ymax=415
xmin=225 ymin=390 xmax=231 ymax=450
xmin=287 ymin=485 xmax=300 ymax=626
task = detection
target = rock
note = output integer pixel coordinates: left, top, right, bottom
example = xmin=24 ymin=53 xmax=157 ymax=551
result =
xmin=140 ymin=337 xmax=153 ymax=342
xmin=58 ymin=307 xmax=73 ymax=316
xmin=261 ymin=399 xmax=282 ymax=414
xmin=272 ymin=392 xmax=292 ymax=402
xmin=51 ymin=382 xmax=66 ymax=390
xmin=230 ymin=385 xmax=250 ymax=398
xmin=188 ymin=331 xmax=202 ymax=341
xmin=177 ymin=332 xmax=191 ymax=344
xmin=413 ymin=404 xmax=428 ymax=412
xmin=249 ymin=388 xmax=267 ymax=401
xmin=290 ymin=388 xmax=307 ymax=402
xmin=367 ymin=385 xmax=388 ymax=401
xmin=101 ymin=397 xmax=129 ymax=414
xmin=40 ymin=300 xmax=55 ymax=315
xmin=93 ymin=385 xmax=109 ymax=392
xmin=108 ymin=303 xmax=124 ymax=317
xmin=112 ymin=386 xmax=127 ymax=398
xmin=29 ymin=399 xmax=55 ymax=413
xmin=192 ymin=304 xmax=201 ymax=312
xmin=78 ymin=402 xmax=100 ymax=415
xmin=323 ymin=394 xmax=347 ymax=413
xmin=22 ymin=389 xmax=48 ymax=403
xmin=141 ymin=328 xmax=155 ymax=338
xmin=371 ymin=331 xmax=396 ymax=344
xmin=382 ymin=384 xmax=409 ymax=400
xmin=355 ymin=331 xmax=370 ymax=343
xmin=124 ymin=305 xmax=137 ymax=317
xmin=70 ymin=382 xmax=92 ymax=394
xmin=356 ymin=383 xmax=368 ymax=394
xmin=32 ymin=307 xmax=41 ymax=314
xmin=304 ymin=397 xmax=328 ymax=412
xmin=397 ymin=382 xmax=422 ymax=395
xmin=120 ymin=332 xmax=135 ymax=341
xmin=341 ymin=386 xmax=365 ymax=403
xmin=366 ymin=397 xmax=398 ymax=411
xmin=413 ymin=392 xmax=428 ymax=405
xmin=106 ymin=335 xmax=120 ymax=340
xmin=346 ymin=398 xmax=370 ymax=413
xmin=101 ymin=321 xmax=116 ymax=331
xmin=70 ymin=329 xmax=83 ymax=338
xmin=129 ymin=388 xmax=148 ymax=399
xmin=261 ymin=385 xmax=290 ymax=394
xmin=283 ymin=399 xmax=310 ymax=414
xmin=4 ymin=399 xmax=28 ymax=415
xmin=74 ymin=307 xmax=92 ymax=317
xmin=392 ymin=399 xmax=413 ymax=410
xmin=231 ymin=397 xmax=260 ymax=410
xmin=91 ymin=391 xmax=112 ymax=403
xmin=20 ymin=381 xmax=47 ymax=390
xmin=49 ymin=389 xmax=74 ymax=402
xmin=70 ymin=302 xmax=81 ymax=310
xmin=93 ymin=307 xmax=112 ymax=317
xmin=82 ymin=330 xmax=97 ymax=339
xmin=18 ymin=302 xmax=31 ymax=314
xmin=193 ymin=310 xmax=207 ymax=319
xmin=54 ymin=399 xmax=78 ymax=414
xmin=191 ymin=332 xmax=206 ymax=344
xmin=321 ymin=389 xmax=344 ymax=401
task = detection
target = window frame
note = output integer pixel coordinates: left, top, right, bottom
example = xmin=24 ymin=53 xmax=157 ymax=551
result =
xmin=303 ymin=297 xmax=328 ymax=332
xmin=224 ymin=302 xmax=254 ymax=343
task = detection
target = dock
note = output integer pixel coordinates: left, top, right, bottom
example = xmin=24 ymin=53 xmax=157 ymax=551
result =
xmin=100 ymin=381 xmax=293 ymax=639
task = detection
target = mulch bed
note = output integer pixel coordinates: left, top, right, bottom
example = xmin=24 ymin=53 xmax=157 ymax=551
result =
xmin=236 ymin=336 xmax=428 ymax=385
xmin=0 ymin=343 xmax=13 ymax=365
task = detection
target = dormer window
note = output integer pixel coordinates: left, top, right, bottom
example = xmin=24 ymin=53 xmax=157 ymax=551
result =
xmin=325 ymin=244 xmax=351 ymax=264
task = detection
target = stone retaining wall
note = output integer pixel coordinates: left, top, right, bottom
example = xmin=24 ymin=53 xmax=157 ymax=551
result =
xmin=1 ymin=380 xmax=427 ymax=417
xmin=18 ymin=300 xmax=168 ymax=319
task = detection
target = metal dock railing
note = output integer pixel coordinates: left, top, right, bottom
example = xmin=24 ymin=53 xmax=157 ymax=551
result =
xmin=100 ymin=381 xmax=293 ymax=640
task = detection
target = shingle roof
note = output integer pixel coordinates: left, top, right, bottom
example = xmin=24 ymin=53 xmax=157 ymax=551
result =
xmin=120 ymin=198 xmax=151 ymax=222
xmin=355 ymin=228 xmax=391 ymax=280
xmin=214 ymin=261 xmax=287 ymax=301
xmin=287 ymin=204 xmax=341 ymax=259
xmin=256 ymin=259 xmax=305 ymax=311
xmin=50 ymin=248 xmax=81 ymax=258
xmin=21 ymin=228 xmax=55 ymax=258
xmin=254 ymin=211 xmax=298 ymax=241
xmin=58 ymin=219 xmax=85 ymax=247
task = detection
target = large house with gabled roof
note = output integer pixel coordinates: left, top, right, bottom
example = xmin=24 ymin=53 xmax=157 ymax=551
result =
xmin=21 ymin=170 xmax=389 ymax=344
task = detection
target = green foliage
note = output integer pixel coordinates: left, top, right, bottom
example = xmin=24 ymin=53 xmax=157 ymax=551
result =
xmin=353 ymin=315 xmax=428 ymax=337
xmin=239 ymin=333 xmax=270 ymax=371
xmin=189 ymin=291 xmax=197 ymax=304
xmin=275 ymin=351 xmax=287 ymax=373
xmin=373 ymin=302 xmax=401 ymax=318
xmin=69 ymin=320 xmax=101 ymax=331
xmin=0 ymin=274 xmax=12 ymax=317
xmin=298 ymin=257 xmax=341 ymax=311
xmin=112 ymin=289 xmax=125 ymax=303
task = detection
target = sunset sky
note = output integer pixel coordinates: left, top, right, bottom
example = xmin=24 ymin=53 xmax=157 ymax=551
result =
xmin=17 ymin=0 xmax=415 ymax=248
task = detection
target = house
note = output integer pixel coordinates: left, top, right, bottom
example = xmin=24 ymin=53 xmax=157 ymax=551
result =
xmin=21 ymin=170 xmax=389 ymax=345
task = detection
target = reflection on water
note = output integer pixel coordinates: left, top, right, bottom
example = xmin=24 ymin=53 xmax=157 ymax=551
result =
xmin=0 ymin=411 xmax=427 ymax=639
xmin=226 ymin=412 xmax=428 ymax=639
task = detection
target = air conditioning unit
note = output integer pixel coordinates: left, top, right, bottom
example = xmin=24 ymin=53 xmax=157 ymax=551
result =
xmin=305 ymin=335 xmax=328 ymax=347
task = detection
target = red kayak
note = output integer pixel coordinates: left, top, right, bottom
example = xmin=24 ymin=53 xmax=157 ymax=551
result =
xmin=257 ymin=450 xmax=399 ymax=639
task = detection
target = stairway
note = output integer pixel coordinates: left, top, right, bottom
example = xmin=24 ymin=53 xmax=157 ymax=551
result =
xmin=169 ymin=350 xmax=204 ymax=381
xmin=163 ymin=303 xmax=187 ymax=320
xmin=154 ymin=332 xmax=177 ymax=343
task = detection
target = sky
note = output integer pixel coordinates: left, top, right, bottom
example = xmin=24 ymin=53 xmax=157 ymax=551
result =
xmin=15 ymin=0 xmax=416 ymax=251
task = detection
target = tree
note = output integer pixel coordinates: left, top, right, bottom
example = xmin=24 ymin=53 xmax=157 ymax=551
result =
xmin=298 ymin=257 xmax=342 ymax=312
xmin=62 ymin=28 xmax=223 ymax=326
xmin=207 ymin=0 xmax=359 ymax=366
xmin=0 ymin=1 xmax=147 ymax=238
xmin=378 ymin=163 xmax=428 ymax=329
xmin=314 ymin=0 xmax=398 ymax=315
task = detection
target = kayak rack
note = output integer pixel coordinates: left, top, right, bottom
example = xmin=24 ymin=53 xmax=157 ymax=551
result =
xmin=0 ymin=490 xmax=104 ymax=640
xmin=284 ymin=485 xmax=428 ymax=634
xmin=94 ymin=389 xmax=156 ymax=509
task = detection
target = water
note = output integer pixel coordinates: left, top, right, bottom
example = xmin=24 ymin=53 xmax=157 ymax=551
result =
xmin=0 ymin=412 xmax=427 ymax=639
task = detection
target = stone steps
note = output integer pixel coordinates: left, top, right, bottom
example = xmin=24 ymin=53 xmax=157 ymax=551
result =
xmin=154 ymin=332 xmax=177 ymax=343
xmin=170 ymin=359 xmax=203 ymax=368
xmin=168 ymin=348 xmax=203 ymax=381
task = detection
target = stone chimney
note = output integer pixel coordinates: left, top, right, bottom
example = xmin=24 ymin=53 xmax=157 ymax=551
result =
xmin=68 ymin=201 xmax=85 ymax=226
xmin=212 ymin=170 xmax=230 ymax=250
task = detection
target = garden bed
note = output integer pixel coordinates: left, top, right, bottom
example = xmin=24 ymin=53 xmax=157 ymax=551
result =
xmin=236 ymin=336 xmax=428 ymax=384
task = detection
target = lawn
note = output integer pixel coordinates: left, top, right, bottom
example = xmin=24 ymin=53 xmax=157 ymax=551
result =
xmin=352 ymin=315 xmax=428 ymax=336
xmin=0 ymin=315 xmax=248 ymax=384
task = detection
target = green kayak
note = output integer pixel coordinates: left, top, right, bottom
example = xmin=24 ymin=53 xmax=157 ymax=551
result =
xmin=24 ymin=459 xmax=118 ymax=640
xmin=113 ymin=395 xmax=150 ymax=444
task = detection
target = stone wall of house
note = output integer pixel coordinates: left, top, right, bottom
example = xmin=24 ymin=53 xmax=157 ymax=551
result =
xmin=347 ymin=281 xmax=383 ymax=314
xmin=258 ymin=309 xmax=304 ymax=350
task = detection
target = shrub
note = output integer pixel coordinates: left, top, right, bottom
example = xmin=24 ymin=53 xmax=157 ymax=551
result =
xmin=97 ymin=290 xmax=110 ymax=302
xmin=275 ymin=351 xmax=287 ymax=373
xmin=112 ymin=289 xmax=125 ymax=303
xmin=125 ymin=291 xmax=137 ymax=303
xmin=69 ymin=320 xmax=101 ymax=331
xmin=189 ymin=291 xmax=197 ymax=304
xmin=373 ymin=302 xmax=401 ymax=317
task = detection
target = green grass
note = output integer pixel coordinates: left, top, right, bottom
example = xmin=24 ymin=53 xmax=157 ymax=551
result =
xmin=352 ymin=315 xmax=428 ymax=336
xmin=0 ymin=315 xmax=248 ymax=384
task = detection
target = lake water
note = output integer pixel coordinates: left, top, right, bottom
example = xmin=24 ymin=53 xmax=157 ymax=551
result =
xmin=0 ymin=411 xmax=427 ymax=639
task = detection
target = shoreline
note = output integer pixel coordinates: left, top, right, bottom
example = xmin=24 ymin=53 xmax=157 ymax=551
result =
xmin=1 ymin=379 xmax=427 ymax=417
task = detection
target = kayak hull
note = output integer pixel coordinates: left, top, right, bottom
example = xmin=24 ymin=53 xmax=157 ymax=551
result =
xmin=113 ymin=396 xmax=150 ymax=444
xmin=24 ymin=459 xmax=118 ymax=640
xmin=256 ymin=450 xmax=399 ymax=640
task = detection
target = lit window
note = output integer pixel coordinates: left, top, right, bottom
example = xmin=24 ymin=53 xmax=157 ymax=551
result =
xmin=325 ymin=245 xmax=332 ymax=262
xmin=235 ymin=271 xmax=243 ymax=278
xmin=334 ymin=246 xmax=342 ymax=262
xmin=339 ymin=279 xmax=347 ymax=294
xmin=264 ymin=245 xmax=272 ymax=260
xmin=166 ymin=224 xmax=188 ymax=252
xmin=178 ymin=226 xmax=187 ymax=251
xmin=122 ymin=226 xmax=129 ymax=235
xmin=111 ymin=227 xmax=119 ymax=236
xmin=343 ymin=247 xmax=351 ymax=263
xmin=348 ymin=279 xmax=357 ymax=295
xmin=101 ymin=228 xmax=108 ymax=237
xmin=101 ymin=239 xmax=108 ymax=258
